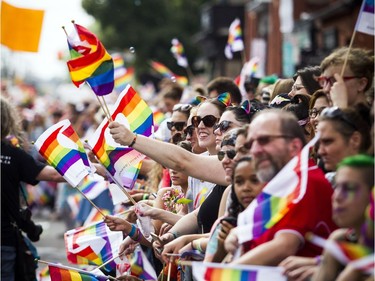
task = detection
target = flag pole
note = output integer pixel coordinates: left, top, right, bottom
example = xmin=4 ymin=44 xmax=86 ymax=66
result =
xmin=85 ymin=141 xmax=137 ymax=205
xmin=167 ymin=261 xmax=172 ymax=281
xmin=94 ymin=253 xmax=121 ymax=270
xmin=36 ymin=259 xmax=118 ymax=280
xmin=74 ymin=187 xmax=106 ymax=217
xmin=340 ymin=31 xmax=357 ymax=77
xmin=101 ymin=96 xmax=113 ymax=122
xmin=95 ymin=94 xmax=112 ymax=122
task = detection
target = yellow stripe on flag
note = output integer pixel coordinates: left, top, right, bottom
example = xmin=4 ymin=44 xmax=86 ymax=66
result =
xmin=1 ymin=1 xmax=44 ymax=52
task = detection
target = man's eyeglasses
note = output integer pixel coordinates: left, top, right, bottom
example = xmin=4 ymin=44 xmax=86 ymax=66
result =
xmin=291 ymin=84 xmax=305 ymax=92
xmin=191 ymin=115 xmax=218 ymax=128
xmin=183 ymin=125 xmax=195 ymax=136
xmin=320 ymin=107 xmax=357 ymax=130
xmin=309 ymin=107 xmax=327 ymax=118
xmin=244 ymin=135 xmax=293 ymax=150
xmin=217 ymin=149 xmax=236 ymax=161
xmin=213 ymin=121 xmax=233 ymax=133
xmin=173 ymin=104 xmax=193 ymax=112
xmin=316 ymin=76 xmax=359 ymax=88
xmin=167 ymin=121 xmax=186 ymax=131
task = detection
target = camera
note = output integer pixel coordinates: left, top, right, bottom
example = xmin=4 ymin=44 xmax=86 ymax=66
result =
xmin=18 ymin=208 xmax=43 ymax=242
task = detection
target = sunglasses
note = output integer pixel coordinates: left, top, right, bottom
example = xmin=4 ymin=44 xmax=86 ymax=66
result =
xmin=244 ymin=134 xmax=293 ymax=150
xmin=217 ymin=149 xmax=236 ymax=161
xmin=167 ymin=121 xmax=186 ymax=131
xmin=316 ymin=76 xmax=359 ymax=88
xmin=191 ymin=115 xmax=218 ymax=128
xmin=309 ymin=107 xmax=327 ymax=118
xmin=183 ymin=125 xmax=195 ymax=136
xmin=213 ymin=121 xmax=233 ymax=133
xmin=320 ymin=107 xmax=357 ymax=130
xmin=173 ymin=104 xmax=193 ymax=112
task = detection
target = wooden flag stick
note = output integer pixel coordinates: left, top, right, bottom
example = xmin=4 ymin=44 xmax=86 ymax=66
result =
xmin=167 ymin=261 xmax=172 ymax=281
xmin=74 ymin=187 xmax=106 ymax=217
xmin=95 ymin=95 xmax=112 ymax=122
xmin=340 ymin=31 xmax=357 ymax=77
xmin=101 ymin=96 xmax=113 ymax=122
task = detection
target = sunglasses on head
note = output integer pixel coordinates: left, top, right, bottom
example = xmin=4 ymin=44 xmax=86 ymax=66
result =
xmin=320 ymin=107 xmax=357 ymax=130
xmin=183 ymin=125 xmax=195 ymax=136
xmin=173 ymin=104 xmax=193 ymax=112
xmin=244 ymin=135 xmax=293 ymax=150
xmin=191 ymin=115 xmax=218 ymax=128
xmin=217 ymin=149 xmax=236 ymax=161
xmin=167 ymin=121 xmax=186 ymax=131
xmin=213 ymin=121 xmax=233 ymax=133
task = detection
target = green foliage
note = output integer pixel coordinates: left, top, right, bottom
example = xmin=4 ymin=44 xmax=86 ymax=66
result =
xmin=82 ymin=0 xmax=208 ymax=75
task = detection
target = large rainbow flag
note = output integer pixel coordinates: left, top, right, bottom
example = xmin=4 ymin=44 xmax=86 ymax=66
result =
xmin=34 ymin=119 xmax=91 ymax=187
xmin=236 ymin=134 xmax=319 ymax=245
xmin=48 ymin=262 xmax=108 ymax=281
xmin=87 ymin=85 xmax=153 ymax=189
xmin=224 ymin=18 xmax=244 ymax=59
xmin=66 ymin=23 xmax=114 ymax=96
xmin=171 ymin=38 xmax=188 ymax=68
xmin=64 ymin=220 xmax=122 ymax=273
xmin=192 ymin=262 xmax=286 ymax=281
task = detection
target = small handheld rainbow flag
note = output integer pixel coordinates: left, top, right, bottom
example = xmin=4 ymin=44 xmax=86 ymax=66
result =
xmin=48 ymin=262 xmax=108 ymax=281
xmin=224 ymin=18 xmax=244 ymax=59
xmin=88 ymin=85 xmax=153 ymax=189
xmin=150 ymin=60 xmax=188 ymax=86
xmin=112 ymin=53 xmax=134 ymax=93
xmin=65 ymin=22 xmax=114 ymax=96
xmin=171 ymin=38 xmax=188 ymax=68
xmin=78 ymin=174 xmax=108 ymax=200
xmin=64 ymin=220 xmax=123 ymax=273
xmin=34 ymin=119 xmax=91 ymax=187
xmin=130 ymin=245 xmax=158 ymax=280
xmin=192 ymin=261 xmax=286 ymax=281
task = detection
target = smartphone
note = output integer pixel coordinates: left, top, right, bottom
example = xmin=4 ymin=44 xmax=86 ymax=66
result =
xmin=150 ymin=232 xmax=163 ymax=244
xmin=220 ymin=216 xmax=237 ymax=227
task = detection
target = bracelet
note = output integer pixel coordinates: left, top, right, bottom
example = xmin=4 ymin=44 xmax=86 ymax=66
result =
xmin=168 ymin=231 xmax=178 ymax=239
xmin=128 ymin=224 xmax=136 ymax=237
xmin=132 ymin=228 xmax=143 ymax=242
xmin=129 ymin=133 xmax=137 ymax=147
xmin=142 ymin=193 xmax=149 ymax=200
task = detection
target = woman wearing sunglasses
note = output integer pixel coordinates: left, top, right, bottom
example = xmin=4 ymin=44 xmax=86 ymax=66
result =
xmin=213 ymin=100 xmax=252 ymax=151
xmin=317 ymin=107 xmax=371 ymax=177
xmin=313 ymin=155 xmax=374 ymax=281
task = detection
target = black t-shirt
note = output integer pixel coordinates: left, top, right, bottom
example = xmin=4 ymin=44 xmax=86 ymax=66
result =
xmin=1 ymin=141 xmax=45 ymax=246
xmin=197 ymin=185 xmax=227 ymax=233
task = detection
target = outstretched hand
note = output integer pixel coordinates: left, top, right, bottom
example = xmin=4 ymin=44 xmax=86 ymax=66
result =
xmin=104 ymin=215 xmax=131 ymax=233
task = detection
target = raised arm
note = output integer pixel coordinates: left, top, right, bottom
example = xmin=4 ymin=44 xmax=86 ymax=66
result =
xmin=109 ymin=121 xmax=227 ymax=185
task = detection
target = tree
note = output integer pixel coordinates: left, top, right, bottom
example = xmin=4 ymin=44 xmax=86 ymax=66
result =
xmin=82 ymin=0 xmax=207 ymax=78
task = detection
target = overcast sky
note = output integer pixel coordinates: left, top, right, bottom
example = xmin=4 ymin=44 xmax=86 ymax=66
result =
xmin=2 ymin=0 xmax=94 ymax=80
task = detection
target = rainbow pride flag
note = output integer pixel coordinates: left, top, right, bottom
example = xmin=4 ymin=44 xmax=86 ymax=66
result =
xmin=64 ymin=220 xmax=122 ymax=272
xmin=78 ymin=174 xmax=107 ymax=200
xmin=66 ymin=23 xmax=114 ymax=96
xmin=48 ymin=262 xmax=108 ymax=281
xmin=83 ymin=208 xmax=111 ymax=226
xmin=192 ymin=262 xmax=286 ymax=281
xmin=112 ymin=53 xmax=134 ymax=93
xmin=224 ymin=18 xmax=244 ymax=59
xmin=34 ymin=119 xmax=91 ymax=187
xmin=236 ymin=134 xmax=320 ymax=244
xmin=150 ymin=60 xmax=188 ymax=86
xmin=171 ymin=38 xmax=188 ymax=68
xmin=88 ymin=85 xmax=153 ymax=189
xmin=130 ymin=245 xmax=158 ymax=280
